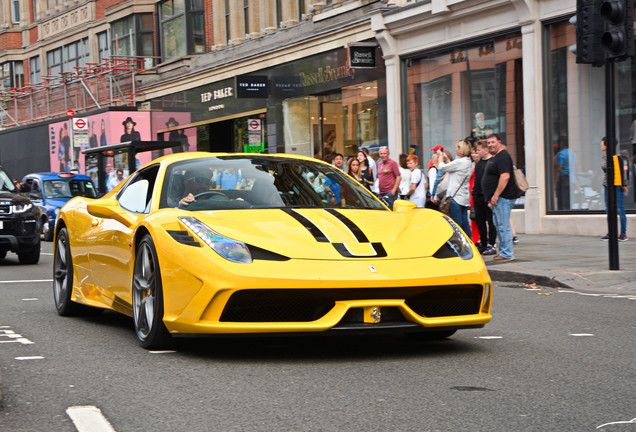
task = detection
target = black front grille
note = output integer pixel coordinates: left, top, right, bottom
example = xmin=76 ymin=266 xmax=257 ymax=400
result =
xmin=219 ymin=285 xmax=484 ymax=323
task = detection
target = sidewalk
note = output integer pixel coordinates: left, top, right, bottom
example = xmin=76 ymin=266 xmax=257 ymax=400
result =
xmin=484 ymin=234 xmax=636 ymax=295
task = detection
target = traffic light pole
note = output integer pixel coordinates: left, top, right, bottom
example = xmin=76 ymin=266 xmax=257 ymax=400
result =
xmin=605 ymin=58 xmax=619 ymax=270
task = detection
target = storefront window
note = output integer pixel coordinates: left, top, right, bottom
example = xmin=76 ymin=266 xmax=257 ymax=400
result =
xmin=404 ymin=34 xmax=524 ymax=198
xmin=544 ymin=20 xmax=635 ymax=212
xmin=283 ymin=81 xmax=380 ymax=160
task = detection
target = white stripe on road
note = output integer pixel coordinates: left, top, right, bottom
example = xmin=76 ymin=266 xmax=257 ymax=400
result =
xmin=66 ymin=406 xmax=117 ymax=432
xmin=0 ymin=279 xmax=53 ymax=284
xmin=22 ymin=298 xmax=39 ymax=301
xmin=15 ymin=356 xmax=44 ymax=360
xmin=569 ymin=333 xmax=595 ymax=337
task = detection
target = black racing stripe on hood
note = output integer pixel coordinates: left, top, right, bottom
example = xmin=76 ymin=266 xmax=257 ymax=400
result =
xmin=281 ymin=209 xmax=329 ymax=243
xmin=325 ymin=209 xmax=369 ymax=243
xmin=332 ymin=242 xmax=387 ymax=258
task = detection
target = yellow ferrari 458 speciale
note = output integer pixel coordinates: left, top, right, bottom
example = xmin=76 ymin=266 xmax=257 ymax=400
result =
xmin=53 ymin=152 xmax=492 ymax=348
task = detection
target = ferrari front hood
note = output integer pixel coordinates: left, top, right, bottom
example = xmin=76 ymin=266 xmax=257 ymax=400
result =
xmin=186 ymin=208 xmax=454 ymax=260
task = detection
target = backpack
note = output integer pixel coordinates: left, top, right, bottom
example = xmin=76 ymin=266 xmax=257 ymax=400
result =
xmin=613 ymin=155 xmax=630 ymax=187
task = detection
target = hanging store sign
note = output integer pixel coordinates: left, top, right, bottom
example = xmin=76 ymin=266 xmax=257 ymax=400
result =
xmin=236 ymin=76 xmax=268 ymax=98
xmin=347 ymin=44 xmax=377 ymax=69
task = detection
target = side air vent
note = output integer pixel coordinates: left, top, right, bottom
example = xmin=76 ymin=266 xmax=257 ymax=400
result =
xmin=167 ymin=230 xmax=201 ymax=247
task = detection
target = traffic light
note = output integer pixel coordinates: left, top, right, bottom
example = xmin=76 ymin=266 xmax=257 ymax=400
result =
xmin=573 ymin=0 xmax=606 ymax=65
xmin=600 ymin=0 xmax=634 ymax=59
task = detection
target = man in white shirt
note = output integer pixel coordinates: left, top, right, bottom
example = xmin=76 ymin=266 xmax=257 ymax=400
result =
xmin=107 ymin=168 xmax=124 ymax=192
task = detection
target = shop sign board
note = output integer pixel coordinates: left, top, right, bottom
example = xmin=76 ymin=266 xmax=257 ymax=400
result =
xmin=236 ymin=75 xmax=268 ymax=98
xmin=273 ymin=76 xmax=304 ymax=98
xmin=348 ymin=44 xmax=377 ymax=69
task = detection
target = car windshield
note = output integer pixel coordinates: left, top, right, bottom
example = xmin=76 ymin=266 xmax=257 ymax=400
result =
xmin=0 ymin=168 xmax=17 ymax=192
xmin=43 ymin=179 xmax=98 ymax=199
xmin=159 ymin=156 xmax=386 ymax=211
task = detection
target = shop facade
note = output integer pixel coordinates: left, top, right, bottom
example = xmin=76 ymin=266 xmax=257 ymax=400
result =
xmin=148 ymin=46 xmax=387 ymax=162
xmin=372 ymin=0 xmax=635 ymax=237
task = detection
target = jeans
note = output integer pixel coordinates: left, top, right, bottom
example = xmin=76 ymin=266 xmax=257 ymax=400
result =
xmin=449 ymin=199 xmax=472 ymax=238
xmin=492 ymin=197 xmax=515 ymax=258
xmin=604 ymin=186 xmax=627 ymax=235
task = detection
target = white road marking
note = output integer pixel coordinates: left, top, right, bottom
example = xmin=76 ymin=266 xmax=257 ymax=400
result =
xmin=66 ymin=406 xmax=117 ymax=432
xmin=149 ymin=350 xmax=177 ymax=354
xmin=15 ymin=356 xmax=44 ymax=360
xmin=569 ymin=333 xmax=595 ymax=337
xmin=597 ymin=417 xmax=636 ymax=429
xmin=475 ymin=336 xmax=503 ymax=339
xmin=0 ymin=328 xmax=34 ymax=344
xmin=559 ymin=291 xmax=636 ymax=301
xmin=22 ymin=298 xmax=39 ymax=301
xmin=0 ymin=279 xmax=53 ymax=284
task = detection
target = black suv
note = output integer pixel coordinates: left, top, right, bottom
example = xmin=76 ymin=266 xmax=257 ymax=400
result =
xmin=0 ymin=165 xmax=41 ymax=264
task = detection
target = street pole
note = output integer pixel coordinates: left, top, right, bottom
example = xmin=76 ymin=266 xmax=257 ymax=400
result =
xmin=605 ymin=59 xmax=619 ymax=270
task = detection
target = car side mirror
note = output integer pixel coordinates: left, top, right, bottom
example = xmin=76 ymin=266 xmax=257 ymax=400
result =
xmin=392 ymin=199 xmax=417 ymax=212
xmin=87 ymin=198 xmax=136 ymax=227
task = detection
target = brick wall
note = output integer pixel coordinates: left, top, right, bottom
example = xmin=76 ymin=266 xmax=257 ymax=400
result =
xmin=0 ymin=32 xmax=22 ymax=50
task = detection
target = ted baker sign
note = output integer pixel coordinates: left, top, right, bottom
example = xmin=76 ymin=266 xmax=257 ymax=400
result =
xmin=201 ymin=87 xmax=233 ymax=102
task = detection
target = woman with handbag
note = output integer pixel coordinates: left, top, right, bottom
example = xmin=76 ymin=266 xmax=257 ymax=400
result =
xmin=438 ymin=139 xmax=474 ymax=236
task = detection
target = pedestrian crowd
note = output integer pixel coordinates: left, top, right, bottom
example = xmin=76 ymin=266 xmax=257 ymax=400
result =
xmin=325 ymin=134 xmax=525 ymax=261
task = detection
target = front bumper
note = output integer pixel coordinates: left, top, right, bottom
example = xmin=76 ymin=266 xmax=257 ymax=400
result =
xmin=157 ymin=252 xmax=492 ymax=335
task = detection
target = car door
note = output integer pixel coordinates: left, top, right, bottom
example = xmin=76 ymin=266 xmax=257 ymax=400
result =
xmin=87 ymin=165 xmax=159 ymax=306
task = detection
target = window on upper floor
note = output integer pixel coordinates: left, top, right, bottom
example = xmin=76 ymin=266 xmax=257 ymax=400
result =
xmin=0 ymin=62 xmax=24 ymax=90
xmin=45 ymin=39 xmax=88 ymax=78
xmin=30 ymin=57 xmax=40 ymax=84
xmin=63 ymin=39 xmax=89 ymax=73
xmin=46 ymin=48 xmax=62 ymax=77
xmin=159 ymin=0 xmax=205 ymax=62
xmin=224 ymin=0 xmax=230 ymax=44
xmin=243 ymin=0 xmax=249 ymax=36
xmin=11 ymin=0 xmax=20 ymax=23
xmin=98 ymin=31 xmax=110 ymax=63
xmin=112 ymin=14 xmax=155 ymax=68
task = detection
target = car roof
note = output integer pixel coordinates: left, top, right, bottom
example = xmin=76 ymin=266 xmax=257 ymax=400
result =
xmin=24 ymin=172 xmax=93 ymax=181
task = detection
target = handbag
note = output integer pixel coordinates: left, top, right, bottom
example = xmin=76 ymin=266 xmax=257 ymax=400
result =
xmin=438 ymin=173 xmax=469 ymax=215
xmin=513 ymin=165 xmax=529 ymax=194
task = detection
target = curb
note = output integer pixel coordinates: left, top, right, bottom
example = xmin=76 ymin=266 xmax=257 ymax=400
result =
xmin=487 ymin=268 xmax=573 ymax=289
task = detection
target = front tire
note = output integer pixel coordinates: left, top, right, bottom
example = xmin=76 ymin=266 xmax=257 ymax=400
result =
xmin=53 ymin=228 xmax=82 ymax=315
xmin=133 ymin=235 xmax=171 ymax=349
xmin=18 ymin=239 xmax=40 ymax=264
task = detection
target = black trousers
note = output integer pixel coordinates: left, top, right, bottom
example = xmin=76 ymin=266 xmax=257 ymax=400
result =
xmin=473 ymin=195 xmax=496 ymax=248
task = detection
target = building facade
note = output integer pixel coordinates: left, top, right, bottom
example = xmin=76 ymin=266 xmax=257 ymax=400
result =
xmin=0 ymin=0 xmax=634 ymax=237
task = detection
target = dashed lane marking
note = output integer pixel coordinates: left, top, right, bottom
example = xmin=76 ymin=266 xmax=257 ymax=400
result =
xmin=15 ymin=356 xmax=44 ymax=360
xmin=66 ymin=406 xmax=117 ymax=432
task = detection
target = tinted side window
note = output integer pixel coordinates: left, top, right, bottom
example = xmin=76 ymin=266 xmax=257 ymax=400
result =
xmin=118 ymin=165 xmax=159 ymax=214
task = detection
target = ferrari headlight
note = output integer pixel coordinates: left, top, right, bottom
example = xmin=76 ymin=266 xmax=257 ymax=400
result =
xmin=442 ymin=216 xmax=473 ymax=260
xmin=179 ymin=216 xmax=252 ymax=264
xmin=12 ymin=203 xmax=32 ymax=213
